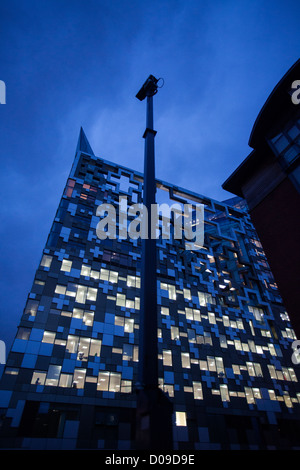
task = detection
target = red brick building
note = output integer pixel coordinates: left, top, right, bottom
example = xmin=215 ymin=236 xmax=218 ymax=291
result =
xmin=223 ymin=59 xmax=300 ymax=338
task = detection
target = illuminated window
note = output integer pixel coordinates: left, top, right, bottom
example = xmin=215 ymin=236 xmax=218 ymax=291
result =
xmin=207 ymin=356 xmax=216 ymax=372
xmin=5 ymin=368 xmax=18 ymax=376
xmin=100 ymin=268 xmax=109 ymax=281
xmin=81 ymin=264 xmax=91 ymax=277
xmin=163 ymin=350 xmax=172 ymax=367
xmin=75 ymin=285 xmax=97 ymax=303
xmin=61 ymin=259 xmax=72 ymax=272
xmin=133 ymin=346 xmax=139 ymax=362
xmin=268 ymin=390 xmax=277 ymax=400
xmin=77 ymin=337 xmax=90 ymax=360
xmin=125 ymin=318 xmax=134 ymax=333
xmin=268 ymin=365 xmax=277 ymax=379
xmin=16 ymin=327 xmax=31 ymax=340
xmin=97 ymin=371 xmax=121 ymax=392
xmin=42 ymin=331 xmax=55 ymax=344
xmin=246 ymin=362 xmax=255 ymax=376
xmin=198 ymin=291 xmax=215 ymax=306
xmin=283 ymin=391 xmax=293 ymax=408
xmin=171 ymin=326 xmax=179 ymax=340
xmin=220 ymin=384 xmax=230 ymax=402
xmin=100 ymin=267 xmax=119 ymax=283
xmin=91 ymin=269 xmax=99 ymax=280
xmin=73 ymin=308 xmax=83 ymax=319
xmin=268 ymin=343 xmax=277 ymax=356
xmin=116 ymin=293 xmax=126 ymax=307
xmin=115 ymin=316 xmax=123 ymax=327
xmin=59 ymin=374 xmax=73 ymax=388
xmin=280 ymin=312 xmax=290 ymax=322
xmin=24 ymin=299 xmax=39 ymax=317
xmin=73 ymin=369 xmax=86 ymax=389
xmin=88 ymin=338 xmax=100 ymax=357
xmin=161 ymin=306 xmax=169 ymax=316
xmin=31 ymin=371 xmax=46 ymax=385
xmin=253 ymin=388 xmax=261 ymax=400
xmin=45 ymin=365 xmax=61 ymax=386
xmin=160 ymin=282 xmax=176 ymax=300
xmin=175 ymin=411 xmax=187 ymax=426
xmin=64 ymin=178 xmax=75 ymax=197
xmin=183 ymin=288 xmax=191 ymax=300
xmin=245 ymin=387 xmax=255 ymax=404
xmin=193 ymin=309 xmax=201 ymax=321
xmin=66 ymin=335 xmax=79 ymax=354
xmin=55 ymin=285 xmax=66 ymax=295
xmin=121 ymin=380 xmax=132 ymax=393
xmin=254 ymin=363 xmax=263 ymax=377
xmin=127 ymin=275 xmax=140 ymax=288
xmin=40 ymin=254 xmax=52 ymax=268
xmin=216 ymin=357 xmax=225 ymax=376
xmin=126 ymin=299 xmax=135 ymax=309
xmin=97 ymin=371 xmax=109 ymax=391
xmin=87 ymin=287 xmax=97 ymax=301
xmin=208 ymin=312 xmax=216 ymax=324
xmin=181 ymin=352 xmax=190 ymax=369
xmin=185 ymin=308 xmax=193 ymax=320
xmin=248 ymin=306 xmax=265 ymax=323
xmin=288 ymin=368 xmax=298 ymax=382
xmin=109 ymin=271 xmax=118 ymax=283
xmin=249 ymin=320 xmax=255 ymax=336
xmin=83 ymin=310 xmax=94 ymax=326
xmin=193 ymin=382 xmax=203 ymax=400
xmin=135 ymin=297 xmax=140 ymax=310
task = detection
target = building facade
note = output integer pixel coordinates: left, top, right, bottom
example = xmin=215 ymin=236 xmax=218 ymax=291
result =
xmin=0 ymin=128 xmax=300 ymax=450
xmin=223 ymin=58 xmax=300 ymax=339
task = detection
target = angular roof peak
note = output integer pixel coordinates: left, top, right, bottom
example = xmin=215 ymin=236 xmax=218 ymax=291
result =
xmin=76 ymin=127 xmax=95 ymax=155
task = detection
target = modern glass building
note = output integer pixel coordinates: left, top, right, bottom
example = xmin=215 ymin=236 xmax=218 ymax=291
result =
xmin=0 ymin=128 xmax=300 ymax=450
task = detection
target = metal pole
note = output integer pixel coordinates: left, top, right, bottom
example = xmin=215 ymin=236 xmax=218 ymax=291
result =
xmin=135 ymin=76 xmax=173 ymax=451
xmin=138 ymin=92 xmax=158 ymax=389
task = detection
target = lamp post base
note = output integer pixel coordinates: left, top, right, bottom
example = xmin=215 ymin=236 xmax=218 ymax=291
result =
xmin=135 ymin=386 xmax=173 ymax=451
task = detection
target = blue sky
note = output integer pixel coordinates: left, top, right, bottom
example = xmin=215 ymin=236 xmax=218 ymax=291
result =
xmin=0 ymin=0 xmax=299 ymax=351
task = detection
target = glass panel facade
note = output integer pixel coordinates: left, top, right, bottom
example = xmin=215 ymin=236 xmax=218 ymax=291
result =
xmin=1 ymin=131 xmax=300 ymax=451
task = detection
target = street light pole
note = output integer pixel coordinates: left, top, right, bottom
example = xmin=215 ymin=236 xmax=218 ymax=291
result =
xmin=137 ymin=77 xmax=158 ymax=389
xmin=135 ymin=75 xmax=173 ymax=450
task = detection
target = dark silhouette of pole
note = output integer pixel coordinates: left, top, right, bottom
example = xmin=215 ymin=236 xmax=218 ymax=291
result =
xmin=138 ymin=80 xmax=158 ymax=389
xmin=135 ymin=75 xmax=173 ymax=450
